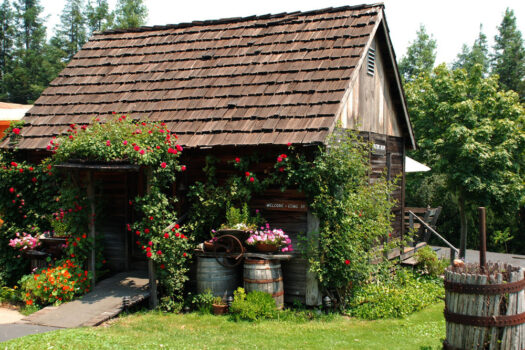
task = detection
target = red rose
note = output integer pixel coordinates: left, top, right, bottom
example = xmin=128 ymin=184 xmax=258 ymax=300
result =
xmin=10 ymin=162 xmax=17 ymax=167
xmin=287 ymin=142 xmax=291 ymax=146
xmin=46 ymin=145 xmax=52 ymax=151
xmin=156 ymin=250 xmax=162 ymax=255
xmin=144 ymin=229 xmax=150 ymax=234
xmin=249 ymin=177 xmax=254 ymax=182
xmin=160 ymin=264 xmax=165 ymax=269
xmin=345 ymin=259 xmax=350 ymax=265
xmin=82 ymin=234 xmax=86 ymax=239
xmin=139 ymin=150 xmax=145 ymax=155
xmin=175 ymin=224 xmax=180 ymax=229
xmin=135 ymin=230 xmax=141 ymax=236
xmin=181 ymin=165 xmax=186 ymax=171
xmin=156 ymin=145 xmax=161 ymax=149
xmin=164 ymin=233 xmax=169 ymax=239
xmin=235 ymin=157 xmax=240 ymax=163
xmin=183 ymin=253 xmax=187 ymax=257
xmin=245 ymin=172 xmax=250 ymax=177
xmin=149 ymin=216 xmax=154 ymax=221
xmin=277 ymin=157 xmax=282 ymax=162
xmin=160 ymin=162 xmax=167 ymax=168
xmin=9 ymin=187 xmax=15 ymax=193
xmin=29 ymin=167 xmax=33 ymax=171
xmin=32 ymin=177 xmax=37 ymax=183
xmin=146 ymin=252 xmax=152 ymax=258
xmin=279 ymin=167 xmax=284 ymax=172
xmin=148 ymin=241 xmax=153 ymax=246
xmin=12 ymin=128 xmax=20 ymax=135
xmin=176 ymin=145 xmax=183 ymax=152
xmin=134 ymin=146 xmax=140 ymax=151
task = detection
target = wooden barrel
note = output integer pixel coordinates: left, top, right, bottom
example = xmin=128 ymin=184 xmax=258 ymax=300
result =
xmin=196 ymin=256 xmax=241 ymax=297
xmin=444 ymin=262 xmax=525 ymax=350
xmin=244 ymin=259 xmax=284 ymax=309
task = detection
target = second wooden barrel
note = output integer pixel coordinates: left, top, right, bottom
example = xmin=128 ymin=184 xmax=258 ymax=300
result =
xmin=196 ymin=256 xmax=241 ymax=297
xmin=243 ymin=259 xmax=284 ymax=309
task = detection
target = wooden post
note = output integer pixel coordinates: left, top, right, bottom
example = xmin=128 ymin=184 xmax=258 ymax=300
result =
xmin=479 ymin=207 xmax=486 ymax=271
xmin=305 ymin=210 xmax=322 ymax=306
xmin=145 ymin=168 xmax=158 ymax=308
xmin=87 ymin=171 xmax=96 ymax=288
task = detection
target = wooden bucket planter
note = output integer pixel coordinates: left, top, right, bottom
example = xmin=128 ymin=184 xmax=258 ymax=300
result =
xmin=444 ymin=262 xmax=525 ymax=350
xmin=196 ymin=256 xmax=241 ymax=297
xmin=244 ymin=259 xmax=284 ymax=309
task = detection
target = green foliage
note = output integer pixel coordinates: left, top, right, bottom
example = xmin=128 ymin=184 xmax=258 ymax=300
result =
xmin=159 ymin=296 xmax=182 ymax=313
xmin=347 ymin=269 xmax=444 ymax=320
xmin=405 ymin=64 xmax=525 ymax=253
xmin=114 ymin=0 xmax=147 ymax=29
xmin=229 ymin=289 xmax=277 ymax=322
xmin=51 ymin=0 xmax=88 ymax=62
xmin=453 ymin=25 xmax=489 ymax=75
xmin=398 ymin=24 xmax=437 ymax=82
xmin=86 ymin=0 xmax=113 ymax=34
xmin=491 ymin=227 xmax=514 ymax=253
xmin=191 ymin=289 xmax=215 ymax=314
xmin=0 ymin=0 xmax=15 ymax=99
xmin=492 ymin=8 xmax=525 ymax=99
xmin=0 ymin=286 xmax=20 ymax=304
xmin=282 ymin=130 xmax=396 ymax=307
xmin=415 ymin=246 xmax=449 ymax=277
xmin=222 ymin=203 xmax=261 ymax=231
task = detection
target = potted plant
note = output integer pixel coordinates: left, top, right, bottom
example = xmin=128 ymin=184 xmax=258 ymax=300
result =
xmin=245 ymin=224 xmax=293 ymax=253
xmin=8 ymin=232 xmax=41 ymax=252
xmin=212 ymin=296 xmax=228 ymax=315
xmin=216 ymin=203 xmax=262 ymax=241
xmin=38 ymin=213 xmax=71 ymax=258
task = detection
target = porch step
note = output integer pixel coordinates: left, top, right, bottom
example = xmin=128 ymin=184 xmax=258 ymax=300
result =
xmin=22 ymin=270 xmax=149 ymax=328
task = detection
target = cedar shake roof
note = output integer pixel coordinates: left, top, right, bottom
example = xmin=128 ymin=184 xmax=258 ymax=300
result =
xmin=4 ymin=3 xmax=402 ymax=150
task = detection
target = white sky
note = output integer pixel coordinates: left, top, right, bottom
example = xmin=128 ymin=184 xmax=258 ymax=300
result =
xmin=41 ymin=0 xmax=525 ymax=65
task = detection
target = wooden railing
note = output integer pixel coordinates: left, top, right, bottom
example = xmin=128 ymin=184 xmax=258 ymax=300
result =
xmin=408 ymin=210 xmax=459 ymax=264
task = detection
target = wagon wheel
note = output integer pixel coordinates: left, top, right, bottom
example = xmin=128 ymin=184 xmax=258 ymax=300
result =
xmin=213 ymin=234 xmax=245 ymax=267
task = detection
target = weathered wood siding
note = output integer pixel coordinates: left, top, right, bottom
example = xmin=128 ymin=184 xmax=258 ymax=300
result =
xmin=338 ymin=36 xmax=402 ymax=138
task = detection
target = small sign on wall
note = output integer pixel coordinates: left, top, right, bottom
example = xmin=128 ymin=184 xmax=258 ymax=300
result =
xmin=252 ymin=199 xmax=308 ymax=212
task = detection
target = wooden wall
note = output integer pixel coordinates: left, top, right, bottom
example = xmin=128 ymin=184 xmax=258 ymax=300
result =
xmin=338 ymin=36 xmax=403 ymax=138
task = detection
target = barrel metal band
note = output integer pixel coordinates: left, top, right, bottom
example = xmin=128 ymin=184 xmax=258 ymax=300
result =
xmin=245 ymin=259 xmax=278 ymax=265
xmin=244 ymin=277 xmax=283 ymax=284
xmin=444 ymin=277 xmax=525 ymax=295
xmin=444 ymin=308 xmax=525 ymax=327
xmin=272 ymin=290 xmax=284 ymax=298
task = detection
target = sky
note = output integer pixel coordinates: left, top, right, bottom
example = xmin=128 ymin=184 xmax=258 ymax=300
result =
xmin=41 ymin=0 xmax=525 ymax=65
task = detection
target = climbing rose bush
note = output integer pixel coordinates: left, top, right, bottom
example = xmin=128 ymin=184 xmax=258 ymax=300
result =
xmin=19 ymin=259 xmax=91 ymax=306
xmin=8 ymin=232 xmax=40 ymax=251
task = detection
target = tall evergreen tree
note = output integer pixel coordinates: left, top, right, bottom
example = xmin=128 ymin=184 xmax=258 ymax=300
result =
xmin=86 ymin=0 xmax=113 ymax=35
xmin=453 ymin=25 xmax=489 ymax=75
xmin=51 ymin=0 xmax=88 ymax=62
xmin=7 ymin=0 xmax=48 ymax=103
xmin=0 ymin=0 xmax=15 ymax=100
xmin=114 ymin=0 xmax=147 ymax=29
xmin=398 ymin=24 xmax=437 ymax=82
xmin=492 ymin=8 xmax=525 ymax=99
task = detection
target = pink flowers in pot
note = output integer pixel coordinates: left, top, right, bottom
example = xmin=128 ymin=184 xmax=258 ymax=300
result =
xmin=8 ymin=232 xmax=41 ymax=251
xmin=245 ymin=223 xmax=293 ymax=252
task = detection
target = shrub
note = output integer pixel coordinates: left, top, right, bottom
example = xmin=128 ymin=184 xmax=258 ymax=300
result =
xmin=191 ymin=289 xmax=215 ymax=314
xmin=19 ymin=259 xmax=91 ymax=307
xmin=0 ymin=286 xmax=20 ymax=304
xmin=415 ymin=246 xmax=449 ymax=277
xmin=229 ymin=288 xmax=277 ymax=322
xmin=347 ymin=269 xmax=444 ymax=319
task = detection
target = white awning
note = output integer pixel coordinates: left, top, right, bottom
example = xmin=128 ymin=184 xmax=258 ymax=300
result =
xmin=405 ymin=156 xmax=431 ymax=173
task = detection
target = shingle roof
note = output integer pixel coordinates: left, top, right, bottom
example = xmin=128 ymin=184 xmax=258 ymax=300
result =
xmin=5 ymin=4 xmax=385 ymax=150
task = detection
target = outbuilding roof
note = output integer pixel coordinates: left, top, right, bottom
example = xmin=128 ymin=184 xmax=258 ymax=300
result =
xmin=3 ymin=3 xmax=413 ymax=150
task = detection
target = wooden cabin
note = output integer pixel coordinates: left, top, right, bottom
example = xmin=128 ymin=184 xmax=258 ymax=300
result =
xmin=1 ymin=4 xmax=415 ymax=305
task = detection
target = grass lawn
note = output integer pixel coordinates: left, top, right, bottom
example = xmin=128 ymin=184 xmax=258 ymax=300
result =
xmin=3 ymin=302 xmax=445 ymax=350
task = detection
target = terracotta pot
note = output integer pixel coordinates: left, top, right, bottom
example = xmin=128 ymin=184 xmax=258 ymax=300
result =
xmin=256 ymin=243 xmax=279 ymax=253
xmin=212 ymin=304 xmax=228 ymax=315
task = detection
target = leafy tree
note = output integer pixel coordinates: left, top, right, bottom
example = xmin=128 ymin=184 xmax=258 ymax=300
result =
xmin=398 ymin=24 xmax=437 ymax=82
xmin=405 ymin=64 xmax=524 ymax=258
xmin=113 ymin=0 xmax=147 ymax=29
xmin=492 ymin=8 xmax=525 ymax=99
xmin=51 ymin=0 xmax=88 ymax=62
xmin=453 ymin=25 xmax=489 ymax=75
xmin=86 ymin=0 xmax=113 ymax=35
xmin=0 ymin=0 xmax=14 ymax=99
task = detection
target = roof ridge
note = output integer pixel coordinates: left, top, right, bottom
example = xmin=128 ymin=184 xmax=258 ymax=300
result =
xmin=97 ymin=3 xmax=384 ymax=35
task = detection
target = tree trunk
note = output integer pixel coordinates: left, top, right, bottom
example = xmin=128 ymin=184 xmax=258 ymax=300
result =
xmin=458 ymin=195 xmax=467 ymax=259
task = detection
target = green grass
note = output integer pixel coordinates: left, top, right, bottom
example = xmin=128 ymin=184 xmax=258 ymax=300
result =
xmin=3 ymin=302 xmax=445 ymax=350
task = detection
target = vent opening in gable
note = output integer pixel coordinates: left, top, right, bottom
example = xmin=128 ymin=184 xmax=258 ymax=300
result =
xmin=367 ymin=47 xmax=375 ymax=76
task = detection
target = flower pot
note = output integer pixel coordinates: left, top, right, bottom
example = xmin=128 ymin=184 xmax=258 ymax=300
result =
xmin=255 ymin=243 xmax=279 ymax=253
xmin=212 ymin=304 xmax=228 ymax=315
xmin=39 ymin=237 xmax=69 ymax=258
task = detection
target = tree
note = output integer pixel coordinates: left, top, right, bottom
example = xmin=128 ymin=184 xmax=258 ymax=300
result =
xmin=113 ymin=0 xmax=147 ymax=29
xmin=405 ymin=64 xmax=524 ymax=258
xmin=453 ymin=25 xmax=489 ymax=75
xmin=51 ymin=0 xmax=88 ymax=62
xmin=7 ymin=0 xmax=48 ymax=103
xmin=398 ymin=24 xmax=437 ymax=82
xmin=0 ymin=0 xmax=15 ymax=99
xmin=86 ymin=0 xmax=113 ymax=35
xmin=492 ymin=8 xmax=525 ymax=99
